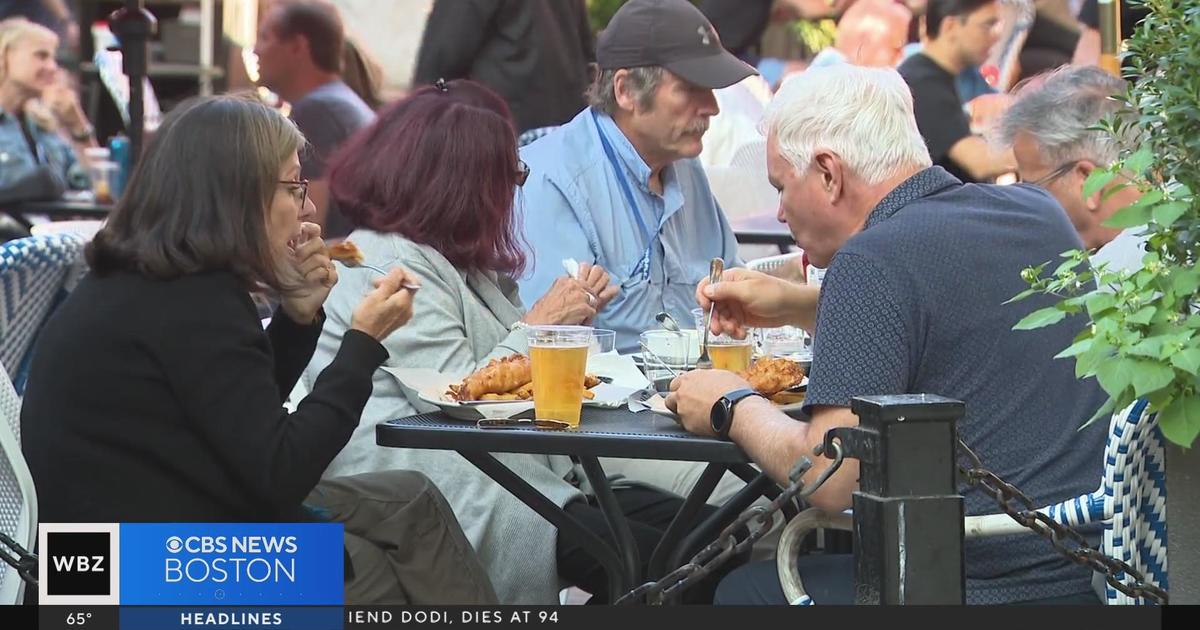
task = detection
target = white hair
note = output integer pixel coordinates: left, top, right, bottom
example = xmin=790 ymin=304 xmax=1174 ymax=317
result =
xmin=762 ymin=65 xmax=931 ymax=185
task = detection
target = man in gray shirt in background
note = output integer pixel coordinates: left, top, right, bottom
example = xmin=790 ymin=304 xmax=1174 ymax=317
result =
xmin=255 ymin=0 xmax=374 ymax=239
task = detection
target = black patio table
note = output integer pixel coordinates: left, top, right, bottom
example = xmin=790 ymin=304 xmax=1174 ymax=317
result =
xmin=376 ymin=406 xmax=792 ymax=603
xmin=4 ymin=198 xmax=113 ymax=229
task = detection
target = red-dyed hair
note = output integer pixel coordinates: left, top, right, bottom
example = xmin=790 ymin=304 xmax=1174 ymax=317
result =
xmin=327 ymin=80 xmax=526 ymax=274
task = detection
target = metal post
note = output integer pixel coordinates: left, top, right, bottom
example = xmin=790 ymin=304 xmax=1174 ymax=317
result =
xmin=108 ymin=1 xmax=158 ymax=159
xmin=831 ymin=394 xmax=966 ymax=604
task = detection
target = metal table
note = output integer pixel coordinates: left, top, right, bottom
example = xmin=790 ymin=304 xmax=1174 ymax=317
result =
xmin=4 ymin=199 xmax=113 ymax=230
xmin=376 ymin=407 xmax=788 ymax=602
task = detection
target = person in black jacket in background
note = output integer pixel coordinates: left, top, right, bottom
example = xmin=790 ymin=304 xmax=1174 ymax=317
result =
xmin=20 ymin=94 xmax=497 ymax=605
xmin=413 ymin=0 xmax=593 ymax=135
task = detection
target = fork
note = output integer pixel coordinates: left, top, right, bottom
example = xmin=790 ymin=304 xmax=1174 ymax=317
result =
xmin=695 ymin=258 xmax=724 ymax=370
xmin=333 ymin=259 xmax=421 ymax=292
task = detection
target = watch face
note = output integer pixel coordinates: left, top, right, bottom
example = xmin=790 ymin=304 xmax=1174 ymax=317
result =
xmin=711 ymin=398 xmax=732 ymax=436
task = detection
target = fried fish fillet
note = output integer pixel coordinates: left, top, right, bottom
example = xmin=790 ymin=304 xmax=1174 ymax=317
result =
xmin=449 ymin=355 xmax=532 ymax=401
xmin=740 ymin=357 xmax=805 ymax=397
xmin=326 ymin=241 xmax=365 ymax=265
xmin=448 ymin=354 xmax=603 ymax=402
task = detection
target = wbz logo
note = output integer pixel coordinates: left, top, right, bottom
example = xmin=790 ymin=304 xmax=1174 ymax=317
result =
xmin=39 ymin=523 xmax=121 ymax=604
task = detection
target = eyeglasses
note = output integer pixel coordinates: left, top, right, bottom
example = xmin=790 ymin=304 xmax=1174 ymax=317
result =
xmin=279 ymin=179 xmax=309 ymax=208
xmin=1029 ymin=162 xmax=1079 ymax=188
xmin=515 ymin=160 xmax=530 ymax=187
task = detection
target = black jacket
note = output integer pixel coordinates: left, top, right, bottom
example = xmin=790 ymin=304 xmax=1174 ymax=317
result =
xmin=414 ymin=0 xmax=594 ymax=134
xmin=21 ymin=270 xmax=386 ymax=523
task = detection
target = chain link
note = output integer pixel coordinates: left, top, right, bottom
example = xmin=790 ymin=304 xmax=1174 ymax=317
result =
xmin=956 ymin=437 xmax=1168 ymax=605
xmin=618 ymin=432 xmax=1169 ymax=606
xmin=615 ymin=440 xmax=844 ymax=605
xmin=0 ymin=531 xmax=38 ymax=586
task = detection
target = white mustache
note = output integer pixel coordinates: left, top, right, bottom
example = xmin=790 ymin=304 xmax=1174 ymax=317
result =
xmin=684 ymin=121 xmax=709 ymax=135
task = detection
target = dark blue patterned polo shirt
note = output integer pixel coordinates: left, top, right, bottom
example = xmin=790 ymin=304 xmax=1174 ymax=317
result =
xmin=804 ymin=167 xmax=1107 ymax=604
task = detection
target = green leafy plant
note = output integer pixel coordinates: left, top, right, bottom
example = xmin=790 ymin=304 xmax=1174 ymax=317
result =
xmin=1011 ymin=0 xmax=1200 ymax=447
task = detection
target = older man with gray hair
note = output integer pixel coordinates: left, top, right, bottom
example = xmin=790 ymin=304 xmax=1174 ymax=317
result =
xmin=667 ymin=64 xmax=1107 ymax=605
xmin=995 ymin=65 xmax=1146 ymax=273
xmin=517 ymin=0 xmax=753 ymax=354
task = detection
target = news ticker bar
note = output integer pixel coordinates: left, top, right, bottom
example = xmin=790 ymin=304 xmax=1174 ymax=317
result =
xmin=28 ymin=604 xmax=1167 ymax=630
xmin=38 ymin=606 xmax=567 ymax=630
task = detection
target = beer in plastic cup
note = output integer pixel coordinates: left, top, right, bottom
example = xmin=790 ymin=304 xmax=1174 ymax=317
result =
xmin=527 ymin=326 xmax=593 ymax=427
xmin=691 ymin=308 xmax=755 ymax=372
xmin=708 ymin=339 xmax=753 ymax=372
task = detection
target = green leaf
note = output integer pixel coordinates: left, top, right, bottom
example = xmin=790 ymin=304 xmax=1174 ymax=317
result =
xmin=1084 ymin=169 xmax=1117 ymax=199
xmin=1171 ymin=349 xmax=1200 ymax=375
xmin=1086 ymin=293 xmax=1117 ymax=317
xmin=1003 ymin=288 xmax=1040 ymax=305
xmin=1125 ymin=147 xmax=1154 ymax=174
xmin=1152 ymin=201 xmax=1190 ymax=226
xmin=1055 ymin=337 xmax=1094 ymax=359
xmin=1126 ymin=336 xmax=1165 ymax=358
xmin=1130 ymin=361 xmax=1176 ymax=397
xmin=1127 ymin=305 xmax=1157 ymax=326
xmin=1075 ymin=341 xmax=1109 ymax=379
xmin=1095 ymin=357 xmax=1138 ymax=396
xmin=1104 ymin=201 xmax=1155 ymax=229
xmin=1014 ymin=307 xmax=1067 ymax=330
xmin=1173 ymin=269 xmax=1200 ymax=296
xmin=1083 ymin=396 xmax=1119 ymax=429
xmin=1159 ymin=395 xmax=1200 ymax=448
xmin=1053 ymin=258 xmax=1084 ymax=277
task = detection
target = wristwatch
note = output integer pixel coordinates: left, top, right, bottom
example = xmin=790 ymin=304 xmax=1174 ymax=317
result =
xmin=710 ymin=388 xmax=762 ymax=441
xmin=509 ymin=321 xmax=529 ymax=333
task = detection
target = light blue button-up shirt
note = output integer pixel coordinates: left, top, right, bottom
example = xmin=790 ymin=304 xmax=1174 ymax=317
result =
xmin=516 ymin=108 xmax=741 ymax=353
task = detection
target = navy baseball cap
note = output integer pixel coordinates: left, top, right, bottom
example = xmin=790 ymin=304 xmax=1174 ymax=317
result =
xmin=597 ymin=0 xmax=757 ymax=89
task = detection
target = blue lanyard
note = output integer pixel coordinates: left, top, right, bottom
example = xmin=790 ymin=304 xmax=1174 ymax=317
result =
xmin=591 ymin=111 xmax=657 ymax=283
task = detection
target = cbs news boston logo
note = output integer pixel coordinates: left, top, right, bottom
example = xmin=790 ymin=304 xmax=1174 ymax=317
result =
xmin=39 ymin=523 xmax=343 ymax=607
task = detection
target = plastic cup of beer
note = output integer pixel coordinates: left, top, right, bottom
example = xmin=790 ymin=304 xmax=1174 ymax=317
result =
xmin=527 ymin=325 xmax=593 ymax=428
xmin=692 ymin=308 xmax=754 ymax=372
xmin=88 ymin=160 xmax=119 ymax=204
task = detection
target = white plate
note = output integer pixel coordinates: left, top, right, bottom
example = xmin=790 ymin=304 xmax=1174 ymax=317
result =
xmin=416 ymin=390 xmax=532 ymax=421
xmin=644 ymin=380 xmax=808 ymax=418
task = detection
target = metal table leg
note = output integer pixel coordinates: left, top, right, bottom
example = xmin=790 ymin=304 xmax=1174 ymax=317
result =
xmin=668 ymin=471 xmax=777 ymax=570
xmin=459 ymin=450 xmax=628 ymax=601
xmin=577 ymin=456 xmax=640 ymax=595
xmin=647 ymin=462 xmax=727 ymax=579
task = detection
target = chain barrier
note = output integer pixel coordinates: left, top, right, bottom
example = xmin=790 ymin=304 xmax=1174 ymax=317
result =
xmin=617 ymin=430 xmax=1169 ymax=605
xmin=615 ymin=440 xmax=844 ymax=605
xmin=956 ymin=437 xmax=1168 ymax=604
xmin=0 ymin=531 xmax=38 ymax=587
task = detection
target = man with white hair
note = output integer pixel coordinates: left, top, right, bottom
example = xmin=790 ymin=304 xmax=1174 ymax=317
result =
xmin=995 ymin=65 xmax=1146 ymax=273
xmin=665 ymin=65 xmax=1107 ymax=604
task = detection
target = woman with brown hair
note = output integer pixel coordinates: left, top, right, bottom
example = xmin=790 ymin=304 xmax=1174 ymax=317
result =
xmin=20 ymin=94 xmax=496 ymax=604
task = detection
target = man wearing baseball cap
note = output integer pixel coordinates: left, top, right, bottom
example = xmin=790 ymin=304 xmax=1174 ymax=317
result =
xmin=517 ymin=0 xmax=757 ymax=356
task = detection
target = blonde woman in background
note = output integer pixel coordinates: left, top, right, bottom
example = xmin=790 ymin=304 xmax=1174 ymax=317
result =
xmin=0 ymin=17 xmax=95 ymax=189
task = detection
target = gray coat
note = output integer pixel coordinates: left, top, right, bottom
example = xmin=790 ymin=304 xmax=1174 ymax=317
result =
xmin=303 ymin=230 xmax=581 ymax=604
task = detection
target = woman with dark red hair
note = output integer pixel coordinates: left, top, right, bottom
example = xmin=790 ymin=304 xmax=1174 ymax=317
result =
xmin=301 ymin=80 xmax=629 ymax=603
